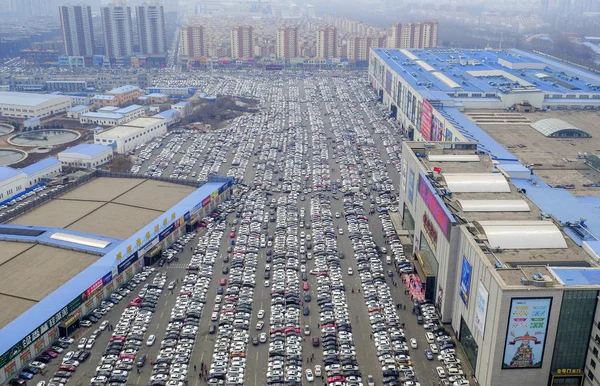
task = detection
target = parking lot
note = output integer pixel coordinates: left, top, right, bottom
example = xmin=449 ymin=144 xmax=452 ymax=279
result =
xmin=24 ymin=74 xmax=471 ymax=386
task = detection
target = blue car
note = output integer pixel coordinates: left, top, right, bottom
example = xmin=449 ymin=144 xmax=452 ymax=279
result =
xmin=424 ymin=349 xmax=434 ymax=360
xmin=217 ymin=287 xmax=223 ymax=295
xmin=18 ymin=371 xmax=34 ymax=380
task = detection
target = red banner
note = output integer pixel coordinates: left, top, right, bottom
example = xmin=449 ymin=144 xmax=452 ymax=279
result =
xmin=48 ymin=327 xmax=58 ymax=342
xmin=202 ymin=197 xmax=211 ymax=207
xmin=86 ymin=279 xmax=103 ymax=297
xmin=34 ymin=338 xmax=45 ymax=354
xmin=19 ymin=350 xmax=31 ymax=363
xmin=4 ymin=361 xmax=16 ymax=378
xmin=421 ymin=100 xmax=433 ymax=141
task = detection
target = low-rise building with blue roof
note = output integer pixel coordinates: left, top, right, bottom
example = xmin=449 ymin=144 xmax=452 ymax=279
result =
xmin=0 ymin=158 xmax=61 ymax=202
xmin=66 ymin=105 xmax=90 ymax=119
xmin=153 ymin=109 xmax=181 ymax=127
xmin=58 ymin=144 xmax=113 ymax=169
xmin=79 ymin=104 xmax=146 ymax=126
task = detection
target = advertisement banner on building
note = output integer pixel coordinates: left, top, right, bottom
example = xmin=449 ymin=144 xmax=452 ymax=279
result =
xmin=117 ymin=251 xmax=138 ymax=274
xmin=48 ymin=327 xmax=58 ymax=343
xmin=202 ymin=196 xmax=211 ymax=207
xmin=138 ymin=237 xmax=159 ymax=256
xmin=115 ymin=273 xmax=124 ymax=285
xmin=460 ymin=256 xmax=472 ymax=306
xmin=408 ymin=170 xmax=415 ymax=204
xmin=503 ymin=298 xmax=552 ymax=369
xmin=444 ymin=127 xmax=453 ymax=142
xmin=420 ymin=100 xmax=433 ymax=141
xmin=159 ymin=224 xmax=175 ymax=241
xmin=102 ymin=272 xmax=112 ymax=286
xmin=3 ymin=360 xmax=16 ymax=379
xmin=422 ymin=213 xmax=438 ymax=253
xmin=418 ymin=172 xmax=454 ymax=238
xmin=19 ymin=349 xmax=31 ymax=364
xmin=431 ymin=115 xmax=443 ymax=141
xmin=474 ymin=281 xmax=489 ymax=336
xmin=385 ymin=70 xmax=392 ymax=95
xmin=34 ymin=338 xmax=45 ymax=355
xmin=85 ymin=279 xmax=103 ymax=297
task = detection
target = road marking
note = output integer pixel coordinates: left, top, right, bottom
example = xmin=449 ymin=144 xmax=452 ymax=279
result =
xmin=156 ymin=323 xmax=160 ymax=329
xmin=255 ymin=371 xmax=258 ymax=386
xmin=200 ymin=352 xmax=204 ymax=362
xmin=160 ymin=310 xmax=165 ymax=318
xmin=137 ymin=374 xmax=141 ymax=383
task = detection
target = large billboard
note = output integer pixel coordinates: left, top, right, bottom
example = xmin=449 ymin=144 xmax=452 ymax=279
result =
xmin=417 ymin=172 xmax=454 ymax=238
xmin=407 ymin=170 xmax=415 ymax=204
xmin=431 ymin=115 xmax=443 ymax=141
xmin=474 ymin=281 xmax=489 ymax=336
xmin=459 ymin=256 xmax=472 ymax=306
xmin=420 ymin=100 xmax=433 ymax=141
xmin=503 ymin=298 xmax=552 ymax=369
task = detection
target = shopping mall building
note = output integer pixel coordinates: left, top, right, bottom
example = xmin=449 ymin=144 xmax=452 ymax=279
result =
xmin=370 ymin=47 xmax=600 ymax=386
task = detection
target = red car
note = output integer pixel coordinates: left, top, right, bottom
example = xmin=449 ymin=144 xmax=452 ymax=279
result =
xmin=110 ymin=336 xmax=126 ymax=342
xmin=58 ymin=364 xmax=76 ymax=372
xmin=230 ymin=232 xmax=236 ymax=238
xmin=328 ymin=375 xmax=345 ymax=383
xmin=119 ymin=353 xmax=135 ymax=360
xmin=303 ymin=282 xmax=309 ymax=291
xmin=219 ymin=278 xmax=227 ymax=286
xmin=312 ymin=336 xmax=320 ymax=347
xmin=127 ymin=301 xmax=140 ymax=308
xmin=132 ymin=297 xmax=142 ymax=304
xmin=43 ymin=350 xmax=58 ymax=358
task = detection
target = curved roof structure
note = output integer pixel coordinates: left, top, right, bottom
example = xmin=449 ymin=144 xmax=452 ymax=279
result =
xmin=458 ymin=199 xmax=530 ymax=212
xmin=531 ymin=118 xmax=592 ymax=138
xmin=476 ymin=220 xmax=567 ymax=249
xmin=442 ymin=173 xmax=511 ymax=193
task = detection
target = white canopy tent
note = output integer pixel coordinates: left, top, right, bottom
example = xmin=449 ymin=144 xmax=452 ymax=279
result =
xmin=476 ymin=220 xmax=567 ymax=249
xmin=442 ymin=173 xmax=511 ymax=193
xmin=458 ymin=199 xmax=530 ymax=212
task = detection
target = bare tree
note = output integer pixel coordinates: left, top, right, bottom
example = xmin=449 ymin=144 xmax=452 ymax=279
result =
xmin=110 ymin=154 xmax=133 ymax=173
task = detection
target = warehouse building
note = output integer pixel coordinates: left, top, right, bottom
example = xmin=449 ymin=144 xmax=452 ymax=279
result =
xmin=79 ymin=104 xmax=146 ymax=126
xmin=0 ymin=92 xmax=72 ymax=119
xmin=66 ymin=105 xmax=90 ymax=119
xmin=0 ymin=175 xmax=233 ymax=384
xmin=58 ymin=144 xmax=114 ymax=169
xmin=0 ymin=158 xmax=62 ymax=202
xmin=94 ymin=116 xmax=167 ymax=153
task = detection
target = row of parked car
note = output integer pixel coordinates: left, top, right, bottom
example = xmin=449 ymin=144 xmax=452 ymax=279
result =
xmin=208 ymin=191 xmax=261 ymax=385
xmin=89 ymin=268 xmax=164 ymax=386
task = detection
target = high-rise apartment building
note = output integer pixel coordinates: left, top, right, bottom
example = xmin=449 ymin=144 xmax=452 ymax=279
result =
xmin=230 ymin=25 xmax=254 ymax=59
xmin=180 ymin=25 xmax=206 ymax=58
xmin=347 ymin=35 xmax=386 ymax=61
xmin=136 ymin=3 xmax=167 ymax=55
xmin=59 ymin=5 xmax=95 ymax=57
xmin=101 ymin=3 xmax=134 ymax=58
xmin=389 ymin=20 xmax=438 ymax=49
xmin=276 ymin=26 xmax=299 ymax=59
xmin=316 ymin=26 xmax=337 ymax=60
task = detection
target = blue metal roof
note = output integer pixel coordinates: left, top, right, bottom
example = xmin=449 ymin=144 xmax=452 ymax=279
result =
xmin=59 ymin=144 xmax=112 ymax=158
xmin=68 ymin=105 xmax=89 ymax=112
xmin=21 ymin=158 xmax=60 ymax=176
xmin=107 ymin=85 xmax=139 ymax=95
xmin=550 ymin=267 xmax=600 ymax=286
xmin=0 ymin=166 xmax=25 ymax=182
xmin=155 ymin=109 xmax=180 ymax=119
xmin=24 ymin=117 xmax=40 ymax=123
xmin=115 ymin=104 xmax=144 ymax=114
xmin=81 ymin=112 xmax=124 ymax=120
xmin=0 ymin=179 xmax=229 ymax=356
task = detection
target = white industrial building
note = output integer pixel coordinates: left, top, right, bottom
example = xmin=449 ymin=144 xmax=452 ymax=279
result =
xmin=67 ymin=105 xmax=90 ymax=119
xmin=58 ymin=143 xmax=114 ymax=169
xmin=0 ymin=92 xmax=72 ymax=119
xmin=94 ymin=117 xmax=167 ymax=154
xmin=0 ymin=158 xmax=62 ymax=202
xmin=79 ymin=104 xmax=145 ymax=126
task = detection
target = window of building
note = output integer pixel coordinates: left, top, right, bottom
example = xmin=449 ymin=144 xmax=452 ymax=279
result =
xmin=593 ymin=347 xmax=598 ymax=357
xmin=591 ymin=359 xmax=596 ymax=369
xmin=588 ymin=371 xmax=594 ymax=381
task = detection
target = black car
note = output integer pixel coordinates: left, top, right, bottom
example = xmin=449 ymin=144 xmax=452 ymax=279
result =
xmin=222 ymin=266 xmax=229 ymax=274
xmin=137 ymin=354 xmax=147 ymax=367
xmin=209 ymin=325 xmax=216 ymax=334
xmin=303 ymin=306 xmax=309 ymax=316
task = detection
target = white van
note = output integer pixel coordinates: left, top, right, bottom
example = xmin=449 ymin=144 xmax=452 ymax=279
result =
xmin=426 ymin=332 xmax=435 ymax=344
xmin=447 ymin=368 xmax=464 ymax=376
xmin=386 ymin=256 xmax=392 ymax=265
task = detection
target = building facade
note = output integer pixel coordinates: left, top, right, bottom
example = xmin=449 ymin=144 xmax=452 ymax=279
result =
xmin=276 ymin=26 xmax=299 ymax=59
xmin=316 ymin=26 xmax=337 ymax=59
xmin=180 ymin=25 xmax=206 ymax=59
xmin=0 ymin=92 xmax=72 ymax=119
xmin=101 ymin=4 xmax=134 ymax=58
xmin=230 ymin=25 xmax=254 ymax=60
xmin=59 ymin=5 xmax=95 ymax=57
xmin=136 ymin=4 xmax=167 ymax=56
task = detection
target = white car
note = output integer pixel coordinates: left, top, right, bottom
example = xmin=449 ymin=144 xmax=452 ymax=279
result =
xmin=335 ymin=212 xmax=340 ymax=218
xmin=211 ymin=312 xmax=219 ymax=321
xmin=257 ymin=310 xmax=265 ymax=319
xmin=256 ymin=321 xmax=264 ymax=330
xmin=77 ymin=338 xmax=87 ymax=349
xmin=264 ymin=280 xmax=270 ymax=287
xmin=99 ymin=321 xmax=109 ymax=331
xmin=430 ymin=344 xmax=439 ymax=353
xmin=30 ymin=361 xmax=47 ymax=370
xmin=305 ymin=369 xmax=314 ymax=382
xmin=410 ymin=338 xmax=418 ymax=349
xmin=314 ymin=365 xmax=321 ymax=377
xmin=85 ymin=339 xmax=95 ymax=349
xmin=259 ymin=333 xmax=267 ymax=343
xmin=347 ymin=267 xmax=353 ymax=275
xmin=436 ymin=366 xmax=446 ymax=378
xmin=80 ymin=320 xmax=92 ymax=327
xmin=146 ymin=335 xmax=156 ymax=346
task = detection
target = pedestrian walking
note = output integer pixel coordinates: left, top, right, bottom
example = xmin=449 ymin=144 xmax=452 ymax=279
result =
xmin=194 ymin=365 xmax=197 ymax=372
xmin=137 ymin=368 xmax=140 ymax=374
